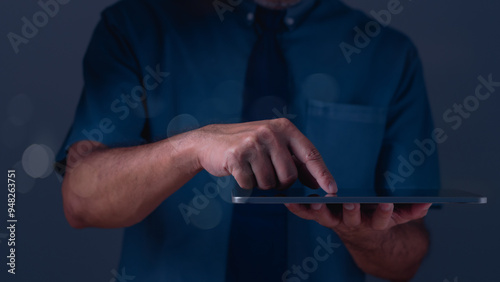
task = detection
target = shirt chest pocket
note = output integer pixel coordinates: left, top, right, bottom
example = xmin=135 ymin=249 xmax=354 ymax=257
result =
xmin=305 ymin=99 xmax=387 ymax=189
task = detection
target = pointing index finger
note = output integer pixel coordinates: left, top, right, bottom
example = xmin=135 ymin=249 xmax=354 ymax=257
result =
xmin=287 ymin=130 xmax=337 ymax=193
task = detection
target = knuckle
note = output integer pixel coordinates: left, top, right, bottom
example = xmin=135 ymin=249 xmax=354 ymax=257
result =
xmin=256 ymin=125 xmax=276 ymax=142
xmin=258 ymin=173 xmax=277 ymax=189
xmin=318 ymin=168 xmax=330 ymax=179
xmin=232 ymin=167 xmax=255 ymax=189
xmin=306 ymin=148 xmax=323 ymax=162
xmin=235 ymin=141 xmax=260 ymax=161
xmin=259 ymin=181 xmax=276 ymax=190
xmin=242 ymin=135 xmax=259 ymax=148
xmin=238 ymin=181 xmax=254 ymax=190
xmin=225 ymin=149 xmax=251 ymax=170
xmin=273 ymin=118 xmax=293 ymax=133
xmin=259 ymin=185 xmax=273 ymax=190
xmin=256 ymin=124 xmax=273 ymax=135
xmin=280 ymin=171 xmax=298 ymax=186
xmin=275 ymin=117 xmax=292 ymax=128
xmin=223 ymin=151 xmax=238 ymax=173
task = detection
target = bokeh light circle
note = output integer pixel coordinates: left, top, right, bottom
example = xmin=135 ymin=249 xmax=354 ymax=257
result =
xmin=22 ymin=144 xmax=55 ymax=179
xmin=167 ymin=114 xmax=200 ymax=138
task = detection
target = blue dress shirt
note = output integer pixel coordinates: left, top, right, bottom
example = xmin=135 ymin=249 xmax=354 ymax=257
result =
xmin=57 ymin=0 xmax=440 ymax=281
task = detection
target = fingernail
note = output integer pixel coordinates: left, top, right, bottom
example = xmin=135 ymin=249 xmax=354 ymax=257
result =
xmin=328 ymin=181 xmax=337 ymax=193
xmin=311 ymin=203 xmax=322 ymax=210
xmin=344 ymin=203 xmax=355 ymax=211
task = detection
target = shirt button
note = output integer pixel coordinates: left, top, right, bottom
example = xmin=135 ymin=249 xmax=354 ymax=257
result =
xmin=247 ymin=12 xmax=254 ymax=22
xmin=285 ymin=17 xmax=295 ymax=26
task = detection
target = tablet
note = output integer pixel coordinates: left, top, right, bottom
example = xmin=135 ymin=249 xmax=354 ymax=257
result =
xmin=231 ymin=187 xmax=487 ymax=204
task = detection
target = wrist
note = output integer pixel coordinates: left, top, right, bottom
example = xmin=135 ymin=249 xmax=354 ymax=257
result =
xmin=188 ymin=124 xmax=219 ymax=172
xmin=161 ymin=130 xmax=204 ymax=175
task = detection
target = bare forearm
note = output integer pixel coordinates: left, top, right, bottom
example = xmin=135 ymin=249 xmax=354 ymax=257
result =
xmin=339 ymin=219 xmax=429 ymax=281
xmin=62 ymin=132 xmax=202 ymax=229
xmin=62 ymin=119 xmax=338 ymax=231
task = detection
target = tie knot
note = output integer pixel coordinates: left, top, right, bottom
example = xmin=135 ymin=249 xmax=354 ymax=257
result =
xmin=254 ymin=6 xmax=286 ymax=33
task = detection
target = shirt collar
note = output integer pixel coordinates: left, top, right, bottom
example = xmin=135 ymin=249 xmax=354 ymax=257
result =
xmin=238 ymin=0 xmax=319 ymax=30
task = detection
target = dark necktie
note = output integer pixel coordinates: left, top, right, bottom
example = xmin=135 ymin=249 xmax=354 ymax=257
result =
xmin=241 ymin=6 xmax=290 ymax=121
xmin=225 ymin=6 xmax=289 ymax=282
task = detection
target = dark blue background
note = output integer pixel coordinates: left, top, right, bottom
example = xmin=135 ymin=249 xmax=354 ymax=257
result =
xmin=0 ymin=0 xmax=498 ymax=281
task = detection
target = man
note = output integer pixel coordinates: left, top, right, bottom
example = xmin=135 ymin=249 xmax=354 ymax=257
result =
xmin=57 ymin=0 xmax=439 ymax=281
